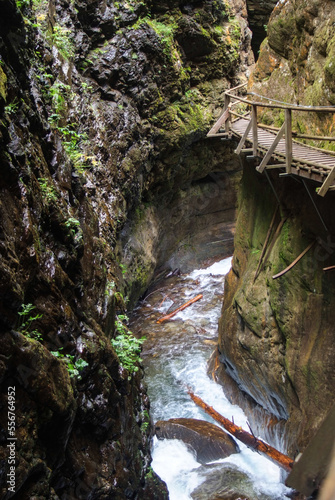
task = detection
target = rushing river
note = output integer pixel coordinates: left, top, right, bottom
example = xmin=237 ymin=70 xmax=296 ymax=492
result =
xmin=130 ymin=257 xmax=292 ymax=500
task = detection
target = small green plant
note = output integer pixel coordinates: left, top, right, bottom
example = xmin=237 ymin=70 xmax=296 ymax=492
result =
xmin=111 ymin=316 xmax=145 ymax=378
xmin=51 ymin=349 xmax=89 ymax=379
xmin=15 ymin=0 xmax=30 ymax=11
xmin=18 ymin=303 xmax=43 ymax=341
xmin=105 ymin=280 xmax=116 ymax=296
xmin=141 ymin=421 xmax=149 ymax=432
xmin=64 ymin=217 xmax=82 ymax=243
xmin=38 ymin=177 xmax=58 ymax=203
xmin=81 ymin=82 xmax=93 ymax=93
xmin=59 ymin=127 xmax=93 ymax=173
xmin=50 ymin=24 xmax=75 ymax=59
xmin=119 ymin=263 xmax=127 ymax=275
xmin=48 ymin=81 xmax=71 ymax=119
xmin=140 ymin=409 xmax=150 ymax=432
xmin=4 ymin=99 xmax=19 ymax=115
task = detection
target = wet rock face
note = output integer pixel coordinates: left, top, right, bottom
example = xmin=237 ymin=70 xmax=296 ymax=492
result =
xmin=0 ymin=0 xmax=252 ymax=496
xmin=216 ymin=162 xmax=335 ymax=456
xmin=249 ymin=0 xmax=335 ymax=136
xmin=155 ymin=418 xmax=240 ymax=463
xmin=245 ymin=0 xmax=277 ymax=56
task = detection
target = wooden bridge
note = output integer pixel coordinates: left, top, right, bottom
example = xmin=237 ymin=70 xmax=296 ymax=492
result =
xmin=207 ymin=83 xmax=335 ymax=197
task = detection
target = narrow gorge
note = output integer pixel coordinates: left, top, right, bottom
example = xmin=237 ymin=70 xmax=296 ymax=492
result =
xmin=0 ymin=0 xmax=334 ymax=498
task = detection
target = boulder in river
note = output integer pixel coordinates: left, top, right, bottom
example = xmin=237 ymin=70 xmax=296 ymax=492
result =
xmin=155 ymin=418 xmax=239 ymax=464
xmin=191 ymin=462 xmax=275 ymax=500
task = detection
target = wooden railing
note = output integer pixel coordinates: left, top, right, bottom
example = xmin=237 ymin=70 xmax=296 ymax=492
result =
xmin=207 ymin=83 xmax=335 ymax=196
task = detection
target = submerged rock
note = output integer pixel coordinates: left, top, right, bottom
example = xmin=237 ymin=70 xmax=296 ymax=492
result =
xmin=155 ymin=418 xmax=239 ymax=463
xmin=190 ymin=462 xmax=275 ymax=500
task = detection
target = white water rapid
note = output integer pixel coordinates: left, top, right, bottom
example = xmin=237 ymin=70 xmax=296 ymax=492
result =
xmin=130 ymin=257 xmax=293 ymax=500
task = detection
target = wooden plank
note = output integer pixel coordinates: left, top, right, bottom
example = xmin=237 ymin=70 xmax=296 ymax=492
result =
xmin=207 ymin=108 xmax=230 ymax=136
xmin=235 ymin=119 xmax=253 ymax=154
xmin=318 ymin=166 xmax=335 ymax=197
xmin=272 ymin=241 xmax=315 ymax=279
xmin=256 ymin=122 xmax=286 ymax=173
xmin=285 ymin=109 xmax=292 ymax=174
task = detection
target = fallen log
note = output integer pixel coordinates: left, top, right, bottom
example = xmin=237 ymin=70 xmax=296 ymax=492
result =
xmin=156 ymin=294 xmax=203 ymax=324
xmin=187 ymin=388 xmax=294 ymax=472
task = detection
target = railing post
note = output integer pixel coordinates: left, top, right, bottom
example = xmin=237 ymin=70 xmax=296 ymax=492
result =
xmin=285 ymin=108 xmax=292 ymax=173
xmin=224 ymin=93 xmax=231 ymax=134
xmin=252 ymin=104 xmax=258 ymax=156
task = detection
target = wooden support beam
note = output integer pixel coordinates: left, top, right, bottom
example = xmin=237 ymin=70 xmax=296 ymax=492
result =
xmin=272 ymin=241 xmax=316 ymax=279
xmin=207 ymin=108 xmax=230 ymax=136
xmin=285 ymin=108 xmax=292 ymax=174
xmin=323 ymin=265 xmax=335 ymax=272
xmin=225 ymin=93 xmax=231 ymax=134
xmin=257 ymin=217 xmax=286 ymax=277
xmin=256 ymin=122 xmax=286 ymax=173
xmin=286 ymin=403 xmax=335 ymax=496
xmin=317 ymin=166 xmax=335 ymax=197
xmin=234 ymin=120 xmax=253 ymax=155
xmin=206 ymin=133 xmax=230 ymax=138
xmin=252 ymin=105 xmax=258 ymax=156
xmin=264 ymin=164 xmax=286 ymax=169
xmin=254 ymin=205 xmax=279 ymax=282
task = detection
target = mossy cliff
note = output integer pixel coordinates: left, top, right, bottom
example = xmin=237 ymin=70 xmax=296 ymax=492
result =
xmin=215 ymin=160 xmax=335 ymax=457
xmin=214 ymin=0 xmax=335 ymax=461
xmin=248 ymin=0 xmax=335 ymax=147
xmin=0 ymin=0 xmax=252 ymax=496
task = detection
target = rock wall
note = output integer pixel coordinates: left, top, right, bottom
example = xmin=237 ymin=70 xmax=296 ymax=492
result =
xmin=0 ymin=0 xmax=252 ymax=497
xmin=215 ymin=158 xmax=335 ymax=457
xmin=212 ymin=0 xmax=335 ymax=465
xmin=249 ymin=0 xmax=335 ymax=142
xmin=245 ymin=0 xmax=277 ymax=56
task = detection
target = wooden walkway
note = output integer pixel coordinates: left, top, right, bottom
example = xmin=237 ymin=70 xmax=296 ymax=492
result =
xmin=207 ymin=84 xmax=335 ymax=196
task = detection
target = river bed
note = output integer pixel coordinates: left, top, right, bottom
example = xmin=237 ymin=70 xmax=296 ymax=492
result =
xmin=130 ymin=257 xmax=292 ymax=500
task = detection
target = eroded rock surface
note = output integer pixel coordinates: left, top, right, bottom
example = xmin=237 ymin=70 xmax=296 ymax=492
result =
xmin=249 ymin=0 xmax=335 ymax=138
xmin=155 ymin=418 xmax=239 ymax=463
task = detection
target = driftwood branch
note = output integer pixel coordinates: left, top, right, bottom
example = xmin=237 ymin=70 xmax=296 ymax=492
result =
xmin=156 ymin=294 xmax=203 ymax=324
xmin=272 ymin=241 xmax=316 ymax=279
xmin=187 ymin=388 xmax=294 ymax=472
xmin=254 ymin=205 xmax=279 ymax=282
xmin=323 ymin=265 xmax=335 ymax=272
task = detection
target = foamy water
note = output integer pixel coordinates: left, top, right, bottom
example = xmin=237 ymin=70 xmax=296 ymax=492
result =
xmin=131 ymin=257 xmax=292 ymax=499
